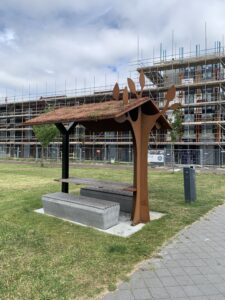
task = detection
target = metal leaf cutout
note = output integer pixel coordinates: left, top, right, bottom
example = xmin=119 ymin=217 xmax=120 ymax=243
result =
xmin=169 ymin=103 xmax=181 ymax=110
xmin=127 ymin=78 xmax=137 ymax=96
xmin=123 ymin=86 xmax=129 ymax=105
xmin=139 ymin=69 xmax=145 ymax=96
xmin=165 ymin=85 xmax=176 ymax=101
xmin=112 ymin=82 xmax=120 ymax=101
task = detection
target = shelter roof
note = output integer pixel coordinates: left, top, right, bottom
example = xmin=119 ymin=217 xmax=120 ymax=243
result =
xmin=25 ymin=97 xmax=171 ymax=131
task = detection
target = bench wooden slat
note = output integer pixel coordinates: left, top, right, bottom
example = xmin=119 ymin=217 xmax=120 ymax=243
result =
xmin=55 ymin=177 xmax=136 ymax=192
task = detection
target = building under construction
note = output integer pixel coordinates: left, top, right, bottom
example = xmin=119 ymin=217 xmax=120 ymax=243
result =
xmin=1 ymin=44 xmax=225 ymax=166
xmin=139 ymin=42 xmax=225 ymax=166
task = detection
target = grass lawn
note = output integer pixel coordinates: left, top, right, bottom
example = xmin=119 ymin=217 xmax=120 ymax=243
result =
xmin=0 ymin=162 xmax=224 ymax=299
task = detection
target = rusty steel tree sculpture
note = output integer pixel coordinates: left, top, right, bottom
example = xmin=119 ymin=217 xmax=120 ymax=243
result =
xmin=113 ymin=70 xmax=179 ymax=225
xmin=25 ymin=69 xmax=177 ymax=226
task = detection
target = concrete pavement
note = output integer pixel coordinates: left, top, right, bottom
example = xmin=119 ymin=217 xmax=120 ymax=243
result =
xmin=102 ymin=204 xmax=225 ymax=300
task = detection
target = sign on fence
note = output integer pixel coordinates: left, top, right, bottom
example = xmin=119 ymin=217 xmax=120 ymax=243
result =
xmin=148 ymin=153 xmax=164 ymax=163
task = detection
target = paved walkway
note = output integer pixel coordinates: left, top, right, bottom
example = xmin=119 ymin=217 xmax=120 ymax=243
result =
xmin=102 ymin=204 xmax=225 ymax=300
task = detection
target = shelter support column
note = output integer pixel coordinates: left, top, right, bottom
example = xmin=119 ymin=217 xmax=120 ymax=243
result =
xmin=131 ymin=130 xmax=137 ymax=221
xmin=130 ymin=109 xmax=150 ymax=225
xmin=61 ymin=133 xmax=69 ymax=193
xmin=55 ymin=122 xmax=76 ymax=193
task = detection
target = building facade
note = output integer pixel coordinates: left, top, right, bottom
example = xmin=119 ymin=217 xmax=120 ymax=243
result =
xmin=141 ymin=45 xmax=225 ymax=166
xmin=0 ymin=92 xmax=135 ymax=162
xmin=1 ymin=45 xmax=225 ymax=166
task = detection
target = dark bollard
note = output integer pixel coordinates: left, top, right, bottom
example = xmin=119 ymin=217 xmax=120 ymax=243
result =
xmin=183 ymin=166 xmax=196 ymax=203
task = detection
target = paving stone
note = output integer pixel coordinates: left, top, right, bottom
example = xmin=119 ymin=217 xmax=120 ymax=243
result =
xmin=197 ymin=252 xmax=212 ymax=259
xmin=114 ymin=289 xmax=135 ymax=300
xmin=191 ymin=258 xmax=208 ymax=267
xmin=204 ymin=258 xmax=219 ymax=268
xmin=130 ymin=278 xmax=146 ymax=289
xmin=212 ymin=266 xmax=225 ymax=274
xmin=155 ymin=268 xmax=172 ymax=277
xmin=132 ymin=288 xmax=152 ymax=299
xmin=208 ymin=295 xmax=225 ymax=300
xmin=184 ymin=253 xmax=201 ymax=260
xmin=205 ymin=274 xmax=225 ymax=284
xmin=140 ymin=271 xmax=158 ymax=280
xmin=165 ymin=286 xmax=186 ymax=298
xmin=178 ymin=259 xmax=193 ymax=267
xmin=182 ymin=285 xmax=204 ymax=297
xmin=197 ymin=283 xmax=221 ymax=296
xmin=169 ymin=267 xmax=186 ymax=276
xmin=170 ymin=253 xmax=185 ymax=259
xmin=163 ymin=260 xmax=180 ymax=268
xmin=183 ymin=266 xmax=201 ymax=275
xmin=148 ymin=287 xmax=170 ymax=299
xmin=143 ymin=277 xmax=163 ymax=288
xmin=174 ymin=275 xmax=194 ymax=286
xmin=214 ymin=283 xmax=225 ymax=293
xmin=197 ymin=266 xmax=217 ymax=275
xmin=160 ymin=276 xmax=178 ymax=287
xmin=191 ymin=274 xmax=211 ymax=284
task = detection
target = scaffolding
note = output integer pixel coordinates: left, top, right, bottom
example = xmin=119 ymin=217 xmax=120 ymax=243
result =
xmin=0 ymin=84 xmax=136 ymax=162
xmin=1 ymin=43 xmax=225 ymax=166
xmin=132 ymin=43 xmax=225 ymax=166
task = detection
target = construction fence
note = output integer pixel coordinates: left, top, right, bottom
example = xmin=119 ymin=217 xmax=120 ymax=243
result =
xmin=0 ymin=144 xmax=225 ymax=168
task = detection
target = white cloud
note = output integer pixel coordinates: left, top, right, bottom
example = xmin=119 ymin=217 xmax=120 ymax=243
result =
xmin=0 ymin=0 xmax=225 ymax=99
xmin=0 ymin=28 xmax=16 ymax=44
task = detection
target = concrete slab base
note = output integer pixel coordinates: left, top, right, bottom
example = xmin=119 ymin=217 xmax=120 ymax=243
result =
xmin=35 ymin=208 xmax=165 ymax=237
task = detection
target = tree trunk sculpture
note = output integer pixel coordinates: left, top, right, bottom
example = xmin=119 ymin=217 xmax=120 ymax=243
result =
xmin=114 ymin=74 xmax=178 ymax=225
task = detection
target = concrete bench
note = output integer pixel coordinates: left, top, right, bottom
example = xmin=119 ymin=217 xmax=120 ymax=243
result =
xmin=42 ymin=192 xmax=120 ymax=230
xmin=80 ymin=186 xmax=134 ymax=213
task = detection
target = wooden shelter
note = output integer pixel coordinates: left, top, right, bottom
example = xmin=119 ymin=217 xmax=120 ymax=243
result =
xmin=26 ymin=81 xmax=175 ymax=225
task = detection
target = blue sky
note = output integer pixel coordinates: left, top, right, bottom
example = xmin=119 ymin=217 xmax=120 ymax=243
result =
xmin=0 ymin=0 xmax=225 ymax=100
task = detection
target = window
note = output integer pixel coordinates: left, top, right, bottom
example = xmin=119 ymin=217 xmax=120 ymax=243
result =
xmin=202 ymin=65 xmax=213 ymax=80
xmin=213 ymin=64 xmax=221 ymax=80
xmin=202 ymin=106 xmax=215 ymax=114
xmin=185 ymin=89 xmax=195 ymax=104
xmin=184 ymin=107 xmax=194 ymax=114
xmin=184 ymin=114 xmax=194 ymax=122
xmin=202 ymin=87 xmax=213 ymax=101
xmin=202 ymin=125 xmax=213 ymax=134
xmin=184 ymin=125 xmax=195 ymax=136
xmin=184 ymin=67 xmax=195 ymax=79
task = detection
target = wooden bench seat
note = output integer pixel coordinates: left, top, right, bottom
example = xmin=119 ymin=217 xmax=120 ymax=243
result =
xmin=56 ymin=177 xmax=136 ymax=192
xmin=42 ymin=192 xmax=120 ymax=230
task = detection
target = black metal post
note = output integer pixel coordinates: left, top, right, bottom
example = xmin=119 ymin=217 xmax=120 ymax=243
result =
xmin=62 ymin=132 xmax=69 ymax=193
xmin=55 ymin=122 xmax=76 ymax=194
